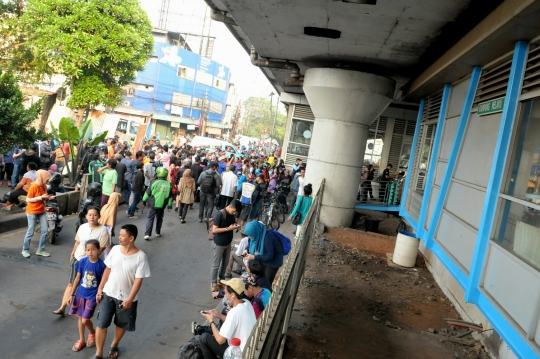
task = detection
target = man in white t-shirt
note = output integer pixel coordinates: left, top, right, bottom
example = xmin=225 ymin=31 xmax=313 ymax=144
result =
xmin=93 ymin=224 xmax=151 ymax=359
xmin=199 ymin=278 xmax=257 ymax=357
xmin=220 ymin=165 xmax=238 ymax=209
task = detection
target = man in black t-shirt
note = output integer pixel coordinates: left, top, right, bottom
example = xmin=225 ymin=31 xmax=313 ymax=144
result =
xmin=248 ymin=174 xmax=267 ymax=220
xmin=210 ymin=200 xmax=243 ymax=292
xmin=380 ymin=164 xmax=393 ymax=202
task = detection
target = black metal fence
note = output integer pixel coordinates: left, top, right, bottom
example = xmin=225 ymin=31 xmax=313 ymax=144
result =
xmin=243 ymin=179 xmax=325 ymax=359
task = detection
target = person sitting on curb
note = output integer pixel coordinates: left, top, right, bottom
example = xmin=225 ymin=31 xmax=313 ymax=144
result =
xmin=197 ymin=278 xmax=257 ymax=358
xmin=240 ymin=272 xmax=271 ymax=319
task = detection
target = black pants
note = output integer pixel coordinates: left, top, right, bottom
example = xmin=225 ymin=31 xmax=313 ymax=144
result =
xmin=199 ymin=193 xmax=215 ymax=220
xmin=219 ymin=195 xmax=233 ymax=209
xmin=266 ymin=266 xmax=280 ymax=286
xmin=198 ymin=332 xmax=228 ymax=359
xmin=8 ymin=188 xmax=26 ymax=204
xmin=179 ymin=202 xmax=189 ymax=219
xmin=0 ymin=163 xmax=13 ymax=181
xmin=145 ymin=208 xmax=164 ymax=236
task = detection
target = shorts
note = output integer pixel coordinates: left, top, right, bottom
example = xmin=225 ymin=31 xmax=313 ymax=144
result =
xmin=239 ymin=204 xmax=251 ymax=222
xmin=97 ymin=293 xmax=138 ymax=332
xmin=69 ymin=295 xmax=97 ymax=320
xmin=68 ymin=257 xmax=79 ymax=284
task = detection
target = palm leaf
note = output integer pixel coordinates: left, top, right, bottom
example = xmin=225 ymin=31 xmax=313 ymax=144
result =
xmin=88 ymin=131 xmax=107 ymax=146
xmin=58 ymin=117 xmax=80 ymax=144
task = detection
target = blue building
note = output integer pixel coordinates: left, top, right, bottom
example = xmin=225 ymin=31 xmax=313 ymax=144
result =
xmin=120 ymin=30 xmax=231 ymax=140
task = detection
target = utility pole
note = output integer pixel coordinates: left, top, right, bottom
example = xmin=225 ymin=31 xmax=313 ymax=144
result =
xmin=271 ymin=95 xmax=279 ymax=144
xmin=228 ymin=100 xmax=242 ymax=143
xmin=201 ymin=89 xmax=209 ymax=137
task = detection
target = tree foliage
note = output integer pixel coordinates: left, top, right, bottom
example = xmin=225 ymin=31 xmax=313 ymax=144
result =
xmin=242 ymin=97 xmax=287 ymax=145
xmin=0 ymin=0 xmax=28 ymax=68
xmin=50 ymin=117 xmax=107 ymax=185
xmin=21 ymin=0 xmax=154 ymax=125
xmin=0 ymin=68 xmax=46 ymax=152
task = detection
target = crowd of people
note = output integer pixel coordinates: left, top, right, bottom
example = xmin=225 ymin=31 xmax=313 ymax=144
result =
xmin=0 ymin=134 xmax=315 ymax=358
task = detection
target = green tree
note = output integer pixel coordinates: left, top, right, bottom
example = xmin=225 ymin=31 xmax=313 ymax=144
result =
xmin=242 ymin=97 xmax=287 ymax=145
xmin=50 ymin=117 xmax=107 ymax=185
xmin=0 ymin=68 xmax=46 ymax=152
xmin=0 ymin=0 xmax=25 ymax=68
xmin=21 ymin=0 xmax=154 ymax=126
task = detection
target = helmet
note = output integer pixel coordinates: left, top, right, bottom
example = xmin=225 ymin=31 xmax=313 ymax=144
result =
xmin=87 ymin=182 xmax=102 ymax=197
xmin=49 ymin=173 xmax=62 ymax=187
xmin=255 ymin=169 xmax=262 ymax=175
xmin=156 ymin=167 xmax=168 ymax=179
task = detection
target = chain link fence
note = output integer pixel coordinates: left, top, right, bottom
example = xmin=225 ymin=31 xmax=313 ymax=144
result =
xmin=244 ymin=179 xmax=325 ymax=359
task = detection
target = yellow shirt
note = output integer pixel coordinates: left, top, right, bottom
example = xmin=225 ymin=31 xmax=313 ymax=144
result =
xmin=268 ymin=156 xmax=275 ymax=164
xmin=143 ymin=158 xmax=151 ymax=165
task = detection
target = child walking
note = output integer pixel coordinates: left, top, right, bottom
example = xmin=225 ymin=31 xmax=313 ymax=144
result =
xmin=67 ymin=240 xmax=107 ymax=352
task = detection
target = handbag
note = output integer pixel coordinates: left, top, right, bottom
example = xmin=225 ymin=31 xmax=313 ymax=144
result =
xmin=291 ymin=197 xmax=303 ymax=225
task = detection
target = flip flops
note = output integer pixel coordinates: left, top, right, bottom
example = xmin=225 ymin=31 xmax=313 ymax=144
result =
xmin=108 ymin=346 xmax=119 ymax=359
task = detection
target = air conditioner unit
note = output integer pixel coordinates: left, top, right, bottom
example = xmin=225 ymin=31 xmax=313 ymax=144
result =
xmin=123 ymin=101 xmax=131 ymax=107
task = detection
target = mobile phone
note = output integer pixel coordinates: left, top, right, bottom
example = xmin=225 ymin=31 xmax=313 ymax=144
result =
xmin=200 ymin=310 xmax=208 ymax=314
xmin=118 ymin=301 xmax=123 ymax=309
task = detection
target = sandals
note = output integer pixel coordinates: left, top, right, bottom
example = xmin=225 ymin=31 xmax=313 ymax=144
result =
xmin=108 ymin=346 xmax=120 ymax=359
xmin=52 ymin=309 xmax=65 ymax=316
xmin=87 ymin=333 xmax=96 ymax=347
xmin=72 ymin=339 xmax=86 ymax=352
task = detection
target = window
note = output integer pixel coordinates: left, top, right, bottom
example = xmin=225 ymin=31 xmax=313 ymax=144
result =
xmin=495 ymin=99 xmax=540 ymax=270
xmin=213 ymin=77 xmax=226 ymax=91
xmin=289 ymin=119 xmax=313 ymax=145
xmin=364 ymin=137 xmax=384 ymax=167
xmin=177 ymin=65 xmax=195 ymax=81
xmin=209 ymin=101 xmax=223 ymax=114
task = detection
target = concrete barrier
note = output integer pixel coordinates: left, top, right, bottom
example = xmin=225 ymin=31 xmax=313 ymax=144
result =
xmin=56 ymin=192 xmax=69 ymax=216
xmin=0 ymin=212 xmax=28 ymax=234
xmin=67 ymin=191 xmax=80 ymax=215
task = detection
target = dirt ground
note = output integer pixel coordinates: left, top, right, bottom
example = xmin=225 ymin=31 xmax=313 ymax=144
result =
xmin=283 ymin=221 xmax=489 ymax=359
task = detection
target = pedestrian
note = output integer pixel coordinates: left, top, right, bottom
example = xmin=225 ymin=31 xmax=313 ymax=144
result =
xmin=248 ymin=174 xmax=267 ymax=221
xmin=114 ymin=154 xmax=126 ymax=199
xmin=88 ymin=153 xmax=105 ymax=184
xmin=243 ymin=221 xmax=284 ymax=285
xmin=67 ymin=239 xmax=106 ymax=352
xmin=190 ymin=156 xmax=204 ymax=208
xmin=289 ymin=183 xmax=313 ymax=236
xmin=98 ymin=158 xmax=118 ymax=207
xmin=99 ymin=192 xmax=121 ymax=239
xmin=127 ymin=162 xmax=144 ymax=219
xmin=197 ymin=162 xmax=222 ymax=222
xmin=20 ymin=143 xmax=41 ymax=178
xmin=93 ymin=224 xmax=151 ymax=359
xmin=177 ymin=169 xmax=195 ymax=223
xmin=161 ymin=144 xmax=171 ymax=169
xmin=143 ymin=151 xmax=157 ymax=190
xmin=0 ymin=162 xmax=37 ymax=211
xmin=53 ymin=207 xmax=110 ymax=316
xmin=39 ymin=137 xmax=53 ymax=170
xmin=121 ymin=151 xmax=134 ymax=203
xmin=21 ymin=170 xmax=54 ymax=258
xmin=142 ymin=167 xmax=173 ymax=240
xmin=210 ymin=199 xmax=242 ymax=292
xmin=1 ymin=148 xmax=15 ymax=187
xmin=11 ymin=143 xmax=23 ymax=189
xmin=219 ymin=165 xmax=238 ymax=209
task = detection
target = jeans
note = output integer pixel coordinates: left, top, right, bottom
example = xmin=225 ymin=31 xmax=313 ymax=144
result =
xmin=124 ymin=179 xmax=132 ymax=204
xmin=198 ymin=332 xmax=228 ymax=359
xmin=199 ymin=193 xmax=215 ymax=220
xmin=11 ymin=164 xmax=20 ymax=189
xmin=225 ymin=251 xmax=245 ymax=275
xmin=145 ymin=208 xmax=164 ymax=236
xmin=128 ymin=192 xmax=141 ymax=217
xmin=219 ymin=195 xmax=233 ymax=209
xmin=179 ymin=202 xmax=189 ymax=219
xmin=23 ymin=212 xmax=48 ymax=252
xmin=211 ymin=243 xmax=231 ymax=285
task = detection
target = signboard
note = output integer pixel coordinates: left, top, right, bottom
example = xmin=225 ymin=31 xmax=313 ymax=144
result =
xmin=187 ymin=125 xmax=196 ymax=130
xmin=170 ymin=122 xmax=180 ymax=128
xmin=478 ymin=97 xmax=505 ymax=116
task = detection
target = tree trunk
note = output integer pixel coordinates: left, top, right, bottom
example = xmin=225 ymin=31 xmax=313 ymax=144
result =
xmin=75 ymin=106 xmax=87 ymax=127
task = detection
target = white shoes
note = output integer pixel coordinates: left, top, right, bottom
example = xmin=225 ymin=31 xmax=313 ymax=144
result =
xmin=36 ymin=250 xmax=51 ymax=257
xmin=21 ymin=250 xmax=30 ymax=258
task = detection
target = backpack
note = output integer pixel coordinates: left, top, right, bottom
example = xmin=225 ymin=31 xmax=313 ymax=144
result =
xmin=206 ymin=209 xmax=227 ymax=241
xmin=177 ymin=335 xmax=202 ymax=359
xmin=200 ymin=171 xmax=216 ymax=194
xmin=269 ymin=229 xmax=292 ymax=255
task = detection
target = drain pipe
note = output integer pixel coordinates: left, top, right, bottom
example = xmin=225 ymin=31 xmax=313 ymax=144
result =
xmin=283 ymin=77 xmax=304 ymax=87
xmin=250 ymin=47 xmax=301 ymax=79
xmin=208 ymin=7 xmax=237 ymax=26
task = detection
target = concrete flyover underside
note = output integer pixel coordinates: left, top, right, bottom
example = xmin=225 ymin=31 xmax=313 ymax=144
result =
xmin=303 ymin=68 xmax=395 ymax=228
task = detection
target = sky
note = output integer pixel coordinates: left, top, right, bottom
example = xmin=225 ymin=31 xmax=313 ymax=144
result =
xmin=138 ymin=0 xmax=277 ymax=105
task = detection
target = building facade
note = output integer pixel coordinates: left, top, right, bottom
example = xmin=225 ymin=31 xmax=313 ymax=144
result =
xmin=121 ymin=31 xmax=231 ymax=139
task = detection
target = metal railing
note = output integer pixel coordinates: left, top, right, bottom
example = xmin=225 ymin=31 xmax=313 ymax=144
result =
xmin=243 ymin=179 xmax=325 ymax=359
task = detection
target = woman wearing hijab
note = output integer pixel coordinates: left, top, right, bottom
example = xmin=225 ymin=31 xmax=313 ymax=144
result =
xmin=99 ymin=192 xmax=121 ymax=241
xmin=177 ymin=169 xmax=195 ymax=223
xmin=1 ymin=162 xmax=38 ymax=211
xmin=21 ymin=169 xmax=54 ymax=258
xmin=242 ymin=221 xmax=284 ymax=285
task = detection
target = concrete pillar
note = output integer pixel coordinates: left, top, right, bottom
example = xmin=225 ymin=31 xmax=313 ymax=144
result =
xmin=303 ymin=68 xmax=395 ymax=227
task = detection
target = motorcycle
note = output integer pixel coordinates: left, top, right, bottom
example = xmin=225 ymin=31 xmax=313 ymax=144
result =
xmin=76 ymin=182 xmax=102 ymax=233
xmin=44 ymin=173 xmax=65 ymax=244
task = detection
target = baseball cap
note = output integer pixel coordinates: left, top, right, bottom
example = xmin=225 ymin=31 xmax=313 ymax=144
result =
xmin=220 ymin=278 xmax=245 ymax=294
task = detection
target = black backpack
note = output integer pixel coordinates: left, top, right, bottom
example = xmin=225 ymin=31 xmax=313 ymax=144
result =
xmin=200 ymin=171 xmax=216 ymax=194
xmin=177 ymin=335 xmax=202 ymax=359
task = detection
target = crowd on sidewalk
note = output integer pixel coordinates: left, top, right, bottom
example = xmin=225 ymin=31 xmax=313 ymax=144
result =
xmin=1 ymin=134 xmax=315 ymax=359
